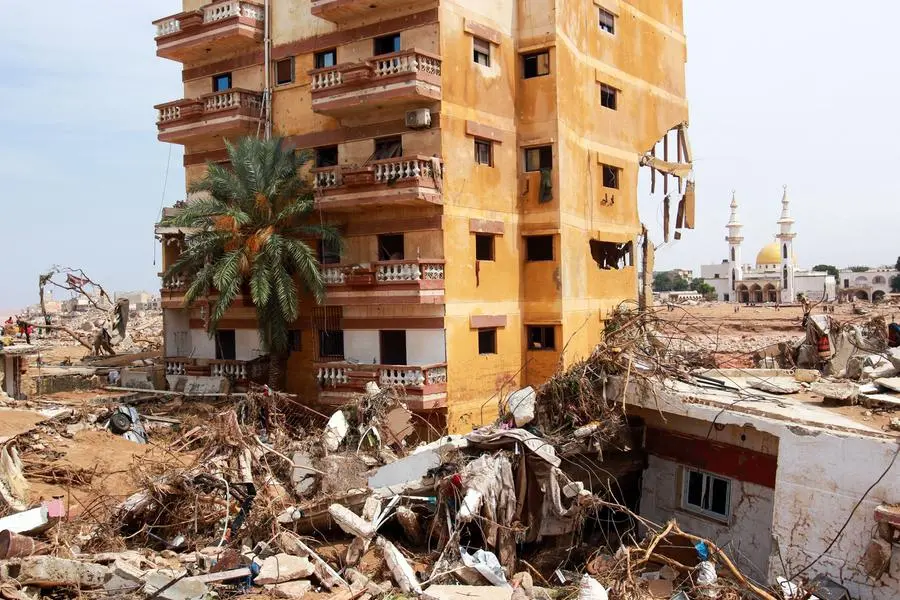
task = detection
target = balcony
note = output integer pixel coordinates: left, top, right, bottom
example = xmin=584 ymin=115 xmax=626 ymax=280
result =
xmin=315 ymin=362 xmax=448 ymax=410
xmin=155 ymin=89 xmax=263 ymax=145
xmin=154 ymin=0 xmax=264 ymax=63
xmin=321 ymin=259 xmax=445 ymax=305
xmin=312 ymin=155 xmax=442 ymax=211
xmin=309 ymin=49 xmax=441 ymax=117
xmin=310 ymin=0 xmax=420 ymax=24
xmin=165 ymin=357 xmax=269 ymax=388
xmin=160 ymin=273 xmax=190 ymax=309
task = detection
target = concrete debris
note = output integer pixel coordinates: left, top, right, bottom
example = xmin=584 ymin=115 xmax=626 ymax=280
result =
xmin=143 ymin=570 xmax=208 ymax=600
xmin=255 ymin=553 xmax=315 ymax=585
xmin=749 ymin=378 xmax=801 ymax=394
xmin=13 ymin=556 xmax=110 ymax=589
xmin=265 ymin=580 xmax=313 ymax=599
xmin=322 ymin=410 xmax=349 ymax=452
xmin=423 ymin=585 xmax=514 ymax=600
xmin=810 ymin=380 xmax=859 ymax=403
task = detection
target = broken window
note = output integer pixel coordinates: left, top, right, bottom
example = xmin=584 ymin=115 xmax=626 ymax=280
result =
xmin=474 ymin=139 xmax=493 ymax=166
xmin=288 ymin=330 xmax=302 ymax=353
xmin=475 ymin=234 xmax=495 ymax=261
xmin=599 ymin=7 xmax=616 ymax=34
xmin=682 ymin=468 xmax=731 ymax=520
xmin=602 ymin=164 xmax=620 ymax=189
xmin=527 ymin=326 xmax=556 ymax=350
xmin=522 ymin=50 xmax=550 ymax=78
xmin=275 ymin=57 xmax=294 ymax=85
xmin=374 ymin=33 xmax=401 ymax=56
xmin=378 ymin=234 xmax=404 ymax=261
xmin=473 ymin=37 xmax=491 ymax=66
xmin=525 ymin=235 xmax=554 ymax=261
xmin=314 ymin=49 xmax=337 ymax=69
xmin=478 ymin=328 xmax=497 ymax=354
xmin=524 ymin=146 xmax=552 ymax=172
xmin=315 ymin=145 xmax=338 ymax=167
xmin=374 ymin=136 xmax=403 ymax=160
xmin=212 ymin=72 xmax=232 ymax=92
xmin=317 ymin=237 xmax=341 ymax=265
xmin=600 ymin=83 xmax=618 ymax=110
xmin=590 ymin=239 xmax=632 ymax=269
xmin=215 ymin=329 xmax=236 ymax=360
xmin=318 ymin=330 xmax=344 ymax=359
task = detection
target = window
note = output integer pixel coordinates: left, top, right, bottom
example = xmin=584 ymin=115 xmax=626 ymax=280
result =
xmin=214 ymin=330 xmax=236 ymax=360
xmin=374 ymin=33 xmax=401 ymax=56
xmin=844 ymin=279 xmax=849 ymax=289
xmin=315 ymin=145 xmax=338 ymax=168
xmin=682 ymin=468 xmax=731 ymax=520
xmin=378 ymin=234 xmax=404 ymax=261
xmin=525 ymin=235 xmax=553 ymax=261
xmin=212 ymin=72 xmax=232 ymax=92
xmin=524 ymin=146 xmax=552 ymax=172
xmin=527 ymin=326 xmax=555 ymax=350
xmin=318 ymin=330 xmax=345 ymax=359
xmin=380 ymin=330 xmax=407 ymax=365
xmin=600 ymin=83 xmax=618 ymax=110
xmin=475 ymin=234 xmax=495 ymax=261
xmin=723 ymin=293 xmax=729 ymax=302
xmin=478 ymin=328 xmax=497 ymax=354
xmin=314 ymin=49 xmax=337 ymax=69
xmin=275 ymin=57 xmax=294 ymax=85
xmin=374 ymin=136 xmax=402 ymax=160
xmin=782 ymin=244 xmax=788 ymax=259
xmin=589 ymin=239 xmax=631 ymax=269
xmin=288 ymin=330 xmax=302 ymax=353
xmin=599 ymin=7 xmax=616 ymax=34
xmin=473 ymin=37 xmax=491 ymax=66
xmin=474 ymin=139 xmax=493 ymax=166
xmin=522 ymin=51 xmax=550 ymax=78
xmin=602 ymin=164 xmax=620 ymax=189
xmin=317 ymin=238 xmax=341 ymax=265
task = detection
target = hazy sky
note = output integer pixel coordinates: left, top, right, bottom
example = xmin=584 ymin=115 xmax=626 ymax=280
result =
xmin=1 ymin=1 xmax=897 ymax=312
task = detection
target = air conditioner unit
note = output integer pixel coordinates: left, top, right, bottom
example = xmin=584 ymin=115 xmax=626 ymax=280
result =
xmin=405 ymin=109 xmax=432 ymax=129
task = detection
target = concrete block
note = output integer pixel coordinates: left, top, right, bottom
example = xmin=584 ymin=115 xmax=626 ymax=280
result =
xmin=104 ymin=558 xmax=146 ymax=594
xmin=143 ymin=570 xmax=208 ymax=600
xmin=265 ymin=580 xmax=313 ymax=599
xmin=794 ymin=369 xmax=820 ymax=383
xmin=119 ymin=370 xmax=153 ymax=390
xmin=255 ymin=554 xmax=314 ymax=585
xmin=15 ymin=556 xmax=110 ymax=589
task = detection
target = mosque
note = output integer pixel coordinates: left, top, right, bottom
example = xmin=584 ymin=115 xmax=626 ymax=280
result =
xmin=700 ymin=187 xmax=836 ymax=303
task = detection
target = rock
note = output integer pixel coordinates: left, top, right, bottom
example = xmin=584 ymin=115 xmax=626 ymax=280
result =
xmin=255 ymin=554 xmax=314 ymax=585
xmin=810 ymin=381 xmax=859 ymax=404
xmin=748 ymin=379 xmax=801 ymax=394
xmin=266 ymin=580 xmax=313 ymax=599
xmin=143 ymin=570 xmax=208 ymax=600
xmin=14 ymin=556 xmax=110 ymax=589
xmin=793 ymin=369 xmax=820 ymax=383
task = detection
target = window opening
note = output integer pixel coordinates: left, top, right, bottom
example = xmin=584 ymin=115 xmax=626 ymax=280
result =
xmin=473 ymin=37 xmax=491 ymax=66
xmin=475 ymin=139 xmax=493 ymax=166
xmin=602 ymin=164 xmax=620 ymax=189
xmin=374 ymin=33 xmax=401 ymax=56
xmin=599 ymin=7 xmax=616 ymax=34
xmin=478 ymin=328 xmax=497 ymax=354
xmin=524 ymin=146 xmax=552 ymax=172
xmin=683 ymin=468 xmax=731 ymax=520
xmin=590 ymin=239 xmax=632 ymax=269
xmin=379 ymin=330 xmax=407 ymax=365
xmin=525 ymin=235 xmax=554 ymax=261
xmin=314 ymin=49 xmax=337 ymax=69
xmin=527 ymin=326 xmax=556 ymax=350
xmin=275 ymin=58 xmax=294 ymax=85
xmin=475 ymin=234 xmax=495 ymax=261
xmin=378 ymin=234 xmax=404 ymax=261
xmin=215 ymin=330 xmax=236 ymax=360
xmin=318 ymin=330 xmax=345 ymax=359
xmin=212 ymin=72 xmax=232 ymax=92
xmin=315 ymin=145 xmax=338 ymax=167
xmin=374 ymin=136 xmax=403 ymax=160
xmin=522 ymin=51 xmax=550 ymax=78
xmin=317 ymin=238 xmax=342 ymax=265
xmin=600 ymin=83 xmax=618 ymax=109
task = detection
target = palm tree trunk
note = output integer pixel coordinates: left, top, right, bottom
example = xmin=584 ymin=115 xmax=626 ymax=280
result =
xmin=268 ymin=350 xmax=289 ymax=390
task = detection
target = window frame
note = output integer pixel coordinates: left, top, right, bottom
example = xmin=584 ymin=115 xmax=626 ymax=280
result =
xmin=275 ymin=57 xmax=295 ymax=85
xmin=526 ymin=325 xmax=556 ymax=351
xmin=315 ymin=145 xmax=338 ymax=168
xmin=317 ymin=237 xmax=342 ymax=265
xmin=475 ymin=233 xmax=495 ymax=261
xmin=374 ymin=136 xmax=403 ymax=160
xmin=602 ymin=164 xmax=620 ymax=189
xmin=212 ymin=72 xmax=233 ymax=92
xmin=473 ymin=36 xmax=491 ymax=66
xmin=478 ymin=328 xmax=498 ymax=355
xmin=522 ymin=50 xmax=550 ymax=79
xmin=600 ymin=83 xmax=618 ymax=110
xmin=524 ymin=146 xmax=553 ymax=172
xmin=314 ymin=48 xmax=337 ymax=69
xmin=525 ymin=235 xmax=554 ymax=262
xmin=318 ymin=329 xmax=345 ymax=360
xmin=377 ymin=233 xmax=405 ymax=261
xmin=681 ymin=467 xmax=732 ymax=522
xmin=373 ymin=33 xmax=401 ymax=56
xmin=474 ymin=138 xmax=494 ymax=166
xmin=599 ymin=7 xmax=616 ymax=35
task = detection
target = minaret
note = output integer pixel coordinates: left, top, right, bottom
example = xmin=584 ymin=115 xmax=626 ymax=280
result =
xmin=726 ymin=191 xmax=744 ymax=302
xmin=776 ymin=185 xmax=796 ymax=303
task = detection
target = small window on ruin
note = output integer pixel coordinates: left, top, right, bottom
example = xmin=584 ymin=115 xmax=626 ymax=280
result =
xmin=275 ymin=57 xmax=294 ymax=85
xmin=599 ymin=7 xmax=616 ymax=35
xmin=524 ymin=146 xmax=552 ymax=172
xmin=473 ymin=37 xmax=491 ymax=66
xmin=478 ymin=328 xmax=497 ymax=354
xmin=212 ymin=72 xmax=232 ymax=92
xmin=374 ymin=33 xmax=401 ymax=56
xmin=600 ymin=83 xmax=618 ymax=110
xmin=522 ymin=50 xmax=550 ymax=78
xmin=374 ymin=136 xmax=403 ymax=160
xmin=475 ymin=139 xmax=493 ymax=166
xmin=602 ymin=164 xmax=620 ymax=189
xmin=315 ymin=145 xmax=338 ymax=168
xmin=314 ymin=48 xmax=337 ymax=69
xmin=475 ymin=234 xmax=495 ymax=261
xmin=378 ymin=234 xmax=404 ymax=261
xmin=525 ymin=235 xmax=554 ymax=261
xmin=590 ymin=239 xmax=632 ymax=269
xmin=318 ymin=330 xmax=345 ymax=359
xmin=317 ymin=238 xmax=342 ymax=265
xmin=527 ymin=326 xmax=556 ymax=350
xmin=682 ymin=468 xmax=731 ymax=520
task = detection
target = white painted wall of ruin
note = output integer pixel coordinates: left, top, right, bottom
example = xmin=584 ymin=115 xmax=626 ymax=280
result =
xmin=234 ymin=329 xmax=262 ymax=360
xmin=640 ymin=455 xmax=776 ymax=581
xmin=345 ymin=330 xmax=380 ymax=364
xmin=406 ymin=329 xmax=446 ymax=365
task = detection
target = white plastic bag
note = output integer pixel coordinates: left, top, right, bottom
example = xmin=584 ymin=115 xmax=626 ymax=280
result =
xmin=578 ymin=574 xmax=608 ymax=600
xmin=696 ymin=561 xmax=718 ymax=598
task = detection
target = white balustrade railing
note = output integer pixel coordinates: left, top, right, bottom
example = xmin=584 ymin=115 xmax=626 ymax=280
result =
xmin=380 ymin=367 xmax=426 ymax=388
xmin=424 ymin=366 xmax=448 ymax=385
xmin=321 ymin=266 xmax=346 ymax=285
xmin=421 ymin=262 xmax=445 ymax=280
xmin=203 ymin=0 xmax=264 ymax=23
xmin=374 ymin=158 xmax=434 ymax=183
xmin=156 ymin=18 xmax=181 ymax=37
xmin=372 ymin=51 xmax=442 ymax=78
xmin=310 ymin=70 xmax=343 ymax=91
xmin=163 ymin=274 xmax=188 ymax=290
xmin=317 ymin=365 xmax=350 ymax=386
xmin=158 ymin=106 xmax=181 ymax=122
xmin=376 ymin=262 xmax=421 ymax=282
xmin=165 ymin=358 xmax=191 ymax=376
xmin=210 ymin=360 xmax=248 ymax=380
xmin=314 ymin=168 xmax=341 ymax=189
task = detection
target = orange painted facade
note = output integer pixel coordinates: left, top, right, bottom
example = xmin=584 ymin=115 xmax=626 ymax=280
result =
xmin=154 ymin=0 xmax=688 ymax=432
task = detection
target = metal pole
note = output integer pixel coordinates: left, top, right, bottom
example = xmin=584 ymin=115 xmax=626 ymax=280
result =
xmin=264 ymin=0 xmax=272 ymax=139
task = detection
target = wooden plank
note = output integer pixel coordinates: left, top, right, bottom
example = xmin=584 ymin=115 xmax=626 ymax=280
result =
xmin=663 ymin=195 xmax=670 ymax=243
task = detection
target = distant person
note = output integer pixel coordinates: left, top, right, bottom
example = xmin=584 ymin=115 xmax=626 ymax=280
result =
xmin=15 ymin=317 xmax=29 ymax=344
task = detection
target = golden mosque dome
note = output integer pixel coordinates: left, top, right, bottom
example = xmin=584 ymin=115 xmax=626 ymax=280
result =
xmin=756 ymin=241 xmax=797 ymax=267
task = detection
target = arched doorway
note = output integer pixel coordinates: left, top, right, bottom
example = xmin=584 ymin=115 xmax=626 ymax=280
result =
xmin=737 ymin=284 xmax=750 ymax=304
xmin=764 ymin=284 xmax=777 ymax=303
xmin=873 ymin=290 xmax=886 ymax=303
xmin=750 ymin=284 xmax=763 ymax=304
xmin=855 ymin=290 xmax=869 ymax=301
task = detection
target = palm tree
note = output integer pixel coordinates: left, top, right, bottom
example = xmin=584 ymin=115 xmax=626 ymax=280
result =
xmin=164 ymin=137 xmax=340 ymax=389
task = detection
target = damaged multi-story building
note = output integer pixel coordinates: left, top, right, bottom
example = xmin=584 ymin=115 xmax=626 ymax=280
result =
xmin=153 ymin=0 xmax=690 ymax=431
